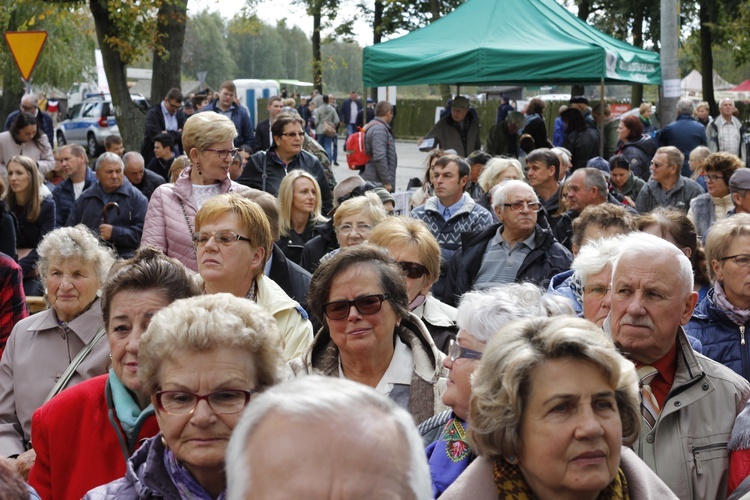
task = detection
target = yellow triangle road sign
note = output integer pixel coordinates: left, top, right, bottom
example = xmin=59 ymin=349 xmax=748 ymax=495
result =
xmin=5 ymin=31 xmax=48 ymax=81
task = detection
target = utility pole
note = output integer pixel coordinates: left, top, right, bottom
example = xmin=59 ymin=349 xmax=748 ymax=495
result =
xmin=660 ymin=0 xmax=680 ymax=125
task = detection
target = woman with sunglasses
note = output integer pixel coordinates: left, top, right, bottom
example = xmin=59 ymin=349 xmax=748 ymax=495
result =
xmin=141 ymin=113 xmax=252 ymax=272
xmin=417 ymin=284 xmax=572 ymax=498
xmin=368 ymin=217 xmax=457 ymax=354
xmin=85 ymin=294 xmax=283 ymax=499
xmin=289 ymin=244 xmax=447 ymax=424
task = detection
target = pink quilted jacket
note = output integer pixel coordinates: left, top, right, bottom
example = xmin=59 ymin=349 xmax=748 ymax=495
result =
xmin=141 ymin=166 xmax=252 ymax=271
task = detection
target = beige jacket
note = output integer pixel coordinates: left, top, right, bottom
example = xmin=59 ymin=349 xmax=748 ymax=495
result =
xmin=255 ymin=275 xmax=313 ymax=361
xmin=0 ymin=299 xmax=110 ymax=456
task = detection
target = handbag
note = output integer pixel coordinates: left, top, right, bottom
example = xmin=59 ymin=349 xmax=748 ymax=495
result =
xmin=323 ymin=120 xmax=337 ymax=137
xmin=44 ymin=326 xmax=107 ymax=403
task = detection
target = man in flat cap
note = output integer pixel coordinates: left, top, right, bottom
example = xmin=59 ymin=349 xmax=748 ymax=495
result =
xmin=418 ymin=96 xmax=481 ymax=157
xmin=569 ymin=96 xmax=597 ymax=130
xmin=729 ymin=168 xmax=750 ymax=214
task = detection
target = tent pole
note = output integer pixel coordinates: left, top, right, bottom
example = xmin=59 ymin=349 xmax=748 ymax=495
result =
xmin=599 ymin=78 xmax=605 ymax=157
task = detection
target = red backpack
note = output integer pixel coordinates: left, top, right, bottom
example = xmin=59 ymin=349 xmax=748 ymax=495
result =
xmin=345 ymin=121 xmax=383 ymax=170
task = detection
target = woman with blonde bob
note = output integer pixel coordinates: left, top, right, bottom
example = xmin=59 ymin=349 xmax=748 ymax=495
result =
xmin=276 ymin=170 xmax=327 ymax=265
xmin=442 ymin=316 xmax=676 ymax=500
xmin=86 ymin=294 xmax=283 ymax=499
xmin=368 ymin=216 xmax=457 ymax=353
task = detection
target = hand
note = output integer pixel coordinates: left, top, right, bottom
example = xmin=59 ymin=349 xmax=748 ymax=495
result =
xmin=15 ymin=449 xmax=36 ymax=480
xmin=624 ymin=196 xmax=635 ymax=207
xmin=417 ymin=137 xmax=424 ymax=146
xmin=99 ymin=224 xmax=113 ymax=241
xmin=384 ymin=183 xmax=393 ymax=193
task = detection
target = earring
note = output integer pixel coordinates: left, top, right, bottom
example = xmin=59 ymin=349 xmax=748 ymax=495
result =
xmin=161 ymin=435 xmax=168 ymax=448
xmin=196 ymin=163 xmax=202 ymax=176
xmin=505 ymin=455 xmax=517 ymax=464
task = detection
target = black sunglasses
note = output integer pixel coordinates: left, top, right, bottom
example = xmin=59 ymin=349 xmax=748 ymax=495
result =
xmin=322 ymin=294 xmax=390 ymax=320
xmin=398 ymin=261 xmax=429 ymax=279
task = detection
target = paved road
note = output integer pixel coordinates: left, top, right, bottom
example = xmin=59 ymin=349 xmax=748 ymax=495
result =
xmin=328 ymin=138 xmax=430 ymax=192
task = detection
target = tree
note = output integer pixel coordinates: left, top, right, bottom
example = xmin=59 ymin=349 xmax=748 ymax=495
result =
xmin=181 ymin=10 xmax=237 ymax=89
xmin=150 ymin=0 xmax=188 ymax=103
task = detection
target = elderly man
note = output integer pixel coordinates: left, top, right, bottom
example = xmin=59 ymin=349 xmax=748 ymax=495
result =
xmin=4 ymin=93 xmax=54 ymax=145
xmin=66 ymin=152 xmax=148 ymax=258
xmin=361 ymin=101 xmax=397 ymax=192
xmin=122 ymin=151 xmax=164 ymax=200
xmin=140 ymin=88 xmax=185 ymax=164
xmin=253 ymin=96 xmax=283 ymax=152
xmin=553 ymin=167 xmax=609 ymax=251
xmin=658 ymin=99 xmax=708 ymax=176
xmin=52 ymin=144 xmax=97 ymax=226
xmin=419 ymin=96 xmax=480 ymax=157
xmin=605 ymin=232 xmax=750 ymax=499
xmin=486 ymin=111 xmax=525 ymax=157
xmin=225 ymin=376 xmax=432 ymax=500
xmin=636 ymin=146 xmax=705 ymax=214
xmin=729 ymin=168 xmax=750 ymax=214
xmin=443 ymin=179 xmax=572 ymax=306
xmin=708 ymin=98 xmax=748 ymax=165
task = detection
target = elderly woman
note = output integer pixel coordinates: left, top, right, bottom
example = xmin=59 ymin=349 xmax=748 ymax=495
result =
xmin=195 ymin=193 xmax=312 ymax=360
xmin=85 ymin=293 xmax=283 ymax=498
xmin=442 ymin=316 xmax=677 ymax=499
xmin=688 ymin=152 xmax=742 ymax=240
xmin=28 ymin=248 xmax=201 ymax=499
xmin=615 ymin=114 xmax=656 ymax=182
xmin=686 ymin=214 xmax=750 ymax=380
xmin=571 ymin=237 xmax=623 ymax=327
xmin=5 ymin=155 xmax=55 ymax=296
xmin=419 ymin=284 xmax=572 ymax=497
xmin=368 ymin=216 xmax=457 ymax=353
xmin=0 ymin=226 xmax=115 ymax=470
xmin=141 ymin=112 xmax=251 ymax=272
xmin=319 ymin=191 xmax=387 ymax=264
xmin=289 ymin=244 xmax=446 ymax=423
xmin=276 ymin=170 xmax=327 ymax=265
xmin=475 ymin=157 xmax=524 ymax=215
xmin=0 ymin=113 xmax=54 ymax=183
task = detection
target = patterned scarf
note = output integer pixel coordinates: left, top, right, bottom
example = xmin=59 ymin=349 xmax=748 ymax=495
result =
xmin=492 ymin=458 xmax=629 ymax=499
xmin=713 ymin=281 xmax=750 ymax=328
xmin=164 ymin=446 xmax=226 ymax=500
xmin=425 ymin=414 xmax=473 ymax=497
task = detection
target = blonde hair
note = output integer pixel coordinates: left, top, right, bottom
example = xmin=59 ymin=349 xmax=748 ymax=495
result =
xmin=333 ymin=191 xmax=387 ymax=227
xmin=278 ymin=170 xmax=327 ymax=237
xmin=5 ymin=155 xmax=42 ymax=222
xmin=478 ymin=158 xmax=525 ymax=192
xmin=182 ymin=112 xmax=238 ymax=154
xmin=170 ymin=155 xmax=189 ymax=183
xmin=367 ymin=217 xmax=441 ymax=286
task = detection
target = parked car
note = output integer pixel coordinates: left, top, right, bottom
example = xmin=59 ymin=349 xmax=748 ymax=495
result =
xmin=55 ymin=94 xmax=149 ymax=157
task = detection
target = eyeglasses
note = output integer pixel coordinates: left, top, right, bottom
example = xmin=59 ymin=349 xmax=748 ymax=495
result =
xmin=21 ymin=104 xmax=36 ymax=112
xmin=167 ymin=100 xmax=183 ymax=111
xmin=704 ymin=174 xmax=725 ymax=183
xmin=281 ymin=132 xmax=305 ymax=138
xmin=720 ymin=254 xmax=750 ymax=267
xmin=204 ymin=148 xmax=240 ymax=160
xmin=336 ymin=223 xmax=372 ymax=235
xmin=583 ymin=285 xmax=611 ymax=299
xmin=398 ymin=261 xmax=429 ymax=279
xmin=322 ymin=294 xmax=390 ymax=320
xmin=155 ymin=389 xmax=257 ymax=415
xmin=503 ymin=201 xmax=542 ymax=212
xmin=191 ymin=230 xmax=251 ymax=246
xmin=448 ymin=339 xmax=482 ymax=362
xmin=650 ymin=160 xmax=666 ymax=168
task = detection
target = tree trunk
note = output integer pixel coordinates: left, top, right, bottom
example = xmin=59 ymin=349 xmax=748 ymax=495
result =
xmin=150 ymin=0 xmax=188 ymax=103
xmin=699 ymin=0 xmax=716 ymax=116
xmin=631 ymin=7 xmax=644 ymax=106
xmin=89 ymin=0 xmax=144 ymax=153
xmin=369 ymin=0 xmax=383 ymax=103
xmin=312 ymin=0 xmax=323 ymax=92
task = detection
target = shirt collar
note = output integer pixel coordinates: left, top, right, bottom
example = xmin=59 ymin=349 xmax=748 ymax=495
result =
xmin=436 ymin=193 xmax=466 ymax=217
xmin=635 ymin=340 xmax=677 ymax=388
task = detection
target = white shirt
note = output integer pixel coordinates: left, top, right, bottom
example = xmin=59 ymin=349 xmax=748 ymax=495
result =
xmin=337 ymin=335 xmax=413 ymax=396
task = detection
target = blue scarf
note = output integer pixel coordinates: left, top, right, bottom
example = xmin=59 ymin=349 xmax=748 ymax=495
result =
xmin=108 ymin=369 xmax=154 ymax=434
xmin=164 ymin=446 xmax=226 ymax=500
xmin=425 ymin=413 xmax=473 ymax=497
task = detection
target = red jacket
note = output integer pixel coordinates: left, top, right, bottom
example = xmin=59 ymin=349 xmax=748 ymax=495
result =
xmin=28 ymin=374 xmax=159 ymax=500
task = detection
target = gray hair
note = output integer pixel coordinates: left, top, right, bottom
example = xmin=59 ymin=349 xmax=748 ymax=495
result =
xmin=122 ymin=151 xmax=144 ymax=169
xmin=490 ymin=179 xmax=538 ymax=210
xmin=37 ymin=225 xmax=116 ymax=290
xmin=478 ymin=157 xmax=524 ymax=192
xmin=456 ymin=283 xmax=574 ymax=343
xmin=676 ymin=98 xmax=695 ymax=115
xmin=576 ymin=167 xmax=608 ymax=201
xmin=551 ymin=147 xmax=571 ymax=168
xmin=95 ymin=151 xmax=124 ymax=170
xmin=571 ymin=236 xmax=625 ymax=286
xmin=226 ymin=375 xmax=432 ymax=500
xmin=612 ymin=232 xmax=694 ymax=298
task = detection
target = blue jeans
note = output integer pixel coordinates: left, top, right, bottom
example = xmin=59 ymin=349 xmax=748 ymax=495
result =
xmin=332 ymin=134 xmax=338 ymax=162
xmin=346 ymin=123 xmax=357 ymax=137
xmin=319 ymin=134 xmax=333 ymax=160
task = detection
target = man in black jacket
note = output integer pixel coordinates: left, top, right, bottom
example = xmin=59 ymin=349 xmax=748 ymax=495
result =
xmin=443 ymin=180 xmax=572 ymax=306
xmin=140 ymin=88 xmax=185 ymax=164
xmin=253 ymin=96 xmax=284 ymax=152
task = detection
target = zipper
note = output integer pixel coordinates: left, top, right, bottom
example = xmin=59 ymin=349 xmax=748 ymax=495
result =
xmin=742 ymin=325 xmax=746 ymax=346
xmin=692 ymin=442 xmax=728 ymax=474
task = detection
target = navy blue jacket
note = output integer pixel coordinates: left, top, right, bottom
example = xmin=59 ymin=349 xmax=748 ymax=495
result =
xmin=658 ymin=114 xmax=708 ymax=176
xmin=65 ymin=180 xmax=148 ymax=258
xmin=200 ymin=100 xmax=254 ymax=149
xmin=14 ymin=197 xmax=55 ymax=276
xmin=339 ymin=98 xmax=363 ymax=125
xmin=685 ymin=288 xmax=750 ymax=380
xmin=52 ymin=168 xmax=97 ymax=228
xmin=4 ymin=110 xmax=54 ymax=147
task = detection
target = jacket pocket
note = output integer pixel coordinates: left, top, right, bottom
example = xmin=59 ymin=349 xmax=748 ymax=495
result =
xmin=690 ymin=437 xmax=729 ymax=475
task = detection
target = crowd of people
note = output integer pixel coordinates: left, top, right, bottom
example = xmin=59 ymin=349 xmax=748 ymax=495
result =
xmin=1 ymin=87 xmax=750 ymax=499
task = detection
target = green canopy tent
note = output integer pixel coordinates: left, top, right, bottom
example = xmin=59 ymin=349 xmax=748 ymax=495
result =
xmin=362 ymin=0 xmax=661 ymax=88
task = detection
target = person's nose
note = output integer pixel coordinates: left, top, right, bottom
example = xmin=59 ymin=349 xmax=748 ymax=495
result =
xmin=347 ymin=303 xmax=362 ymax=321
xmin=442 ymin=354 xmax=454 ymax=370
xmin=574 ymin=404 xmax=605 ymax=440
xmin=190 ymin=398 xmax=218 ymax=426
xmin=625 ymin=292 xmax=646 ymax=315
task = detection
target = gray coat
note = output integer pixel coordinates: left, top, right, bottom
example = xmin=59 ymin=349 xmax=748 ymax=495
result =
xmin=635 ymin=174 xmax=705 ymax=214
xmin=362 ymin=118 xmax=397 ymax=187
xmin=313 ymin=103 xmax=339 ymax=137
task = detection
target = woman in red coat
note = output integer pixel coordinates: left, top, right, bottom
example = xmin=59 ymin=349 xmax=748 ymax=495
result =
xmin=27 ymin=247 xmax=202 ymax=499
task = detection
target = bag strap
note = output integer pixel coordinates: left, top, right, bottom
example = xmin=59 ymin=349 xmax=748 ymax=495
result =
xmin=179 ymin=199 xmax=197 ymax=259
xmin=45 ymin=326 xmax=107 ymax=403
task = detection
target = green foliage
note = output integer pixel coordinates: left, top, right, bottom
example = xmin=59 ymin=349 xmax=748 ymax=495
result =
xmin=378 ymin=0 xmax=465 ymax=38
xmin=181 ymin=10 xmax=238 ymax=88
xmin=96 ymin=0 xmax=161 ymax=64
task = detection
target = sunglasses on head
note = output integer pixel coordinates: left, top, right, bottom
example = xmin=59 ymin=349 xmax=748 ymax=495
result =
xmin=398 ymin=261 xmax=429 ymax=279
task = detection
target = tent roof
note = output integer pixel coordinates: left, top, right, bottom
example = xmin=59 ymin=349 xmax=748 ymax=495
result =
xmin=730 ymin=79 xmax=750 ymax=92
xmin=681 ymin=69 xmax=734 ymax=92
xmin=362 ymin=0 xmax=661 ymax=88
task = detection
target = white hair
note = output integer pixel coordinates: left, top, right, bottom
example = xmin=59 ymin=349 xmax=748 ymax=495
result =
xmin=455 ymin=283 xmax=574 ymax=343
xmin=95 ymin=151 xmax=124 ymax=170
xmin=570 ymin=236 xmax=625 ymax=286
xmin=551 ymin=147 xmax=571 ymax=167
xmin=490 ymin=179 xmax=538 ymax=210
xmin=612 ymin=232 xmax=694 ymax=298
xmin=226 ymin=376 xmax=432 ymax=500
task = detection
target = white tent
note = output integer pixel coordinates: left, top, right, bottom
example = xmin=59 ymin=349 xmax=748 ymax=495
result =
xmin=681 ymin=69 xmax=734 ymax=95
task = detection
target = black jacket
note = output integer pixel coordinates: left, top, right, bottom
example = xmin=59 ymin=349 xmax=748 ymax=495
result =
xmin=443 ymin=224 xmax=572 ymax=307
xmin=267 ymin=244 xmax=315 ymax=325
xmin=253 ymin=119 xmax=271 ymax=152
xmin=300 ymin=220 xmax=338 ymax=274
xmin=140 ymin=104 xmax=186 ymax=164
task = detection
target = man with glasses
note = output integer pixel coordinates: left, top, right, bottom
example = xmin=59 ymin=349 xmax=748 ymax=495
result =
xmin=4 ymin=93 xmax=54 ymax=146
xmin=201 ymin=80 xmax=255 ymax=150
xmin=140 ymin=87 xmax=185 ymax=164
xmin=443 ymin=180 xmax=571 ymax=307
xmin=636 ymin=146 xmax=704 ymax=214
